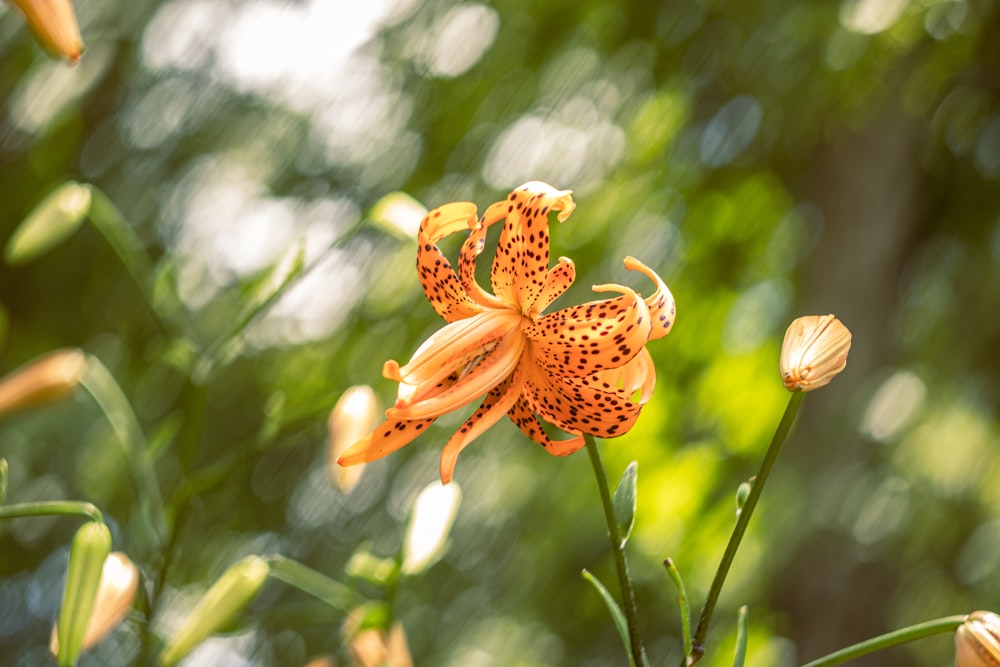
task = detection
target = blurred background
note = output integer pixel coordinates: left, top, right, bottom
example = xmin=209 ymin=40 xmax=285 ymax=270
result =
xmin=1 ymin=0 xmax=999 ymax=665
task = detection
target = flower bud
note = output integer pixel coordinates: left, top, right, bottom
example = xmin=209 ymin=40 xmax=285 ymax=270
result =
xmin=159 ymin=555 xmax=270 ymax=667
xmin=327 ymin=386 xmax=381 ymax=493
xmin=349 ymin=622 xmax=413 ymax=667
xmin=0 ymin=348 xmax=87 ymax=418
xmin=6 ymin=0 xmax=83 ymax=63
xmin=51 ymin=552 xmax=139 ymax=655
xmin=56 ymin=521 xmax=112 ymax=667
xmin=779 ymin=315 xmax=852 ymax=392
xmin=401 ymin=481 xmax=461 ymax=575
xmin=4 ymin=182 xmax=91 ymax=266
xmin=956 ymin=611 xmax=1000 ymax=667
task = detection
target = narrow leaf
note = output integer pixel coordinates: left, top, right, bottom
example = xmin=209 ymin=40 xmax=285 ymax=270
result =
xmin=210 ymin=242 xmax=307 ymax=367
xmin=612 ymin=461 xmax=638 ymax=546
xmin=664 ymin=558 xmax=692 ymax=657
xmin=80 ymin=357 xmax=166 ymax=548
xmin=733 ymin=606 xmax=749 ymax=667
xmin=86 ymin=187 xmax=155 ymax=299
xmin=0 ymin=458 xmax=7 ymax=504
xmin=582 ymin=568 xmax=632 ymax=663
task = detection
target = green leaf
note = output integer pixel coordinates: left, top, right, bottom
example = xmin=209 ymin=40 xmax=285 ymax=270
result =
xmin=612 ymin=461 xmax=638 ymax=546
xmin=4 ymin=182 xmax=91 ymax=266
xmin=85 ymin=186 xmax=154 ymax=295
xmin=664 ymin=558 xmax=692 ymax=657
xmin=582 ymin=568 xmax=632 ymax=663
xmin=733 ymin=605 xmax=749 ymax=667
xmin=209 ymin=242 xmax=308 ymax=368
xmin=0 ymin=458 xmax=6 ymax=504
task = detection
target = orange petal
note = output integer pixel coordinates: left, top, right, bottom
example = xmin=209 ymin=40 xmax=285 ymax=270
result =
xmin=506 ymin=396 xmax=585 ymax=456
xmin=389 ymin=320 xmax=526 ymax=421
xmin=624 ymin=257 xmax=675 ymax=341
xmin=525 ymin=256 xmax=576 ymax=319
xmin=490 ymin=183 xmax=575 ymax=312
xmin=524 ymin=283 xmax=652 ymax=379
xmin=439 ymin=368 xmax=524 ymax=483
xmin=521 ymin=361 xmax=645 ymax=438
xmin=395 ymin=308 xmax=521 ymax=389
xmin=416 ymin=203 xmax=483 ymax=323
xmin=338 ymin=417 xmax=436 ymax=466
xmin=457 ymin=213 xmax=507 ymax=312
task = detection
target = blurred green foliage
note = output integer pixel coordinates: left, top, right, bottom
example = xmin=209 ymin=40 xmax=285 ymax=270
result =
xmin=1 ymin=0 xmax=1000 ymax=665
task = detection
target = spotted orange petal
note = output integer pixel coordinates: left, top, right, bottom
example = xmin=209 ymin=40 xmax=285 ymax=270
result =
xmin=490 ymin=183 xmax=575 ymax=312
xmin=524 ymin=283 xmax=652 ymax=379
xmin=625 ymin=257 xmax=675 ymax=341
xmin=525 ymin=256 xmax=576 ymax=319
xmin=522 ymin=361 xmax=645 ymax=438
xmin=457 ymin=208 xmax=508 ymax=312
xmin=506 ymin=396 xmax=586 ymax=456
xmin=337 ymin=416 xmax=437 ymax=466
xmin=416 ymin=202 xmax=483 ymax=323
xmin=439 ymin=367 xmax=525 ymax=483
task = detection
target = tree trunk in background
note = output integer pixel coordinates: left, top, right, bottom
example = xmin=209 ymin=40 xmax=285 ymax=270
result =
xmin=781 ymin=108 xmax=925 ymax=665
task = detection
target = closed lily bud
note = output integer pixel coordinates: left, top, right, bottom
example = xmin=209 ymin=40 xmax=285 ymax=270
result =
xmin=779 ymin=315 xmax=852 ymax=392
xmin=956 ymin=611 xmax=1000 ymax=667
xmin=0 ymin=348 xmax=87 ymax=418
xmin=328 ymin=386 xmax=381 ymax=493
xmin=5 ymin=0 xmax=83 ymax=63
xmin=159 ymin=555 xmax=270 ymax=667
xmin=349 ymin=623 xmax=413 ymax=667
xmin=401 ymin=481 xmax=461 ymax=576
xmin=56 ymin=521 xmax=112 ymax=667
xmin=4 ymin=181 xmax=92 ymax=266
xmin=51 ymin=552 xmax=139 ymax=655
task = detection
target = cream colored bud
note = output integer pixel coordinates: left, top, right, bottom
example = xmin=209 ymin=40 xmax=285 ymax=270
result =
xmin=51 ymin=552 xmax=139 ymax=655
xmin=350 ymin=623 xmax=413 ymax=667
xmin=328 ymin=386 xmax=381 ymax=493
xmin=779 ymin=315 xmax=852 ymax=392
xmin=956 ymin=611 xmax=1000 ymax=667
xmin=0 ymin=349 xmax=87 ymax=417
xmin=6 ymin=0 xmax=83 ymax=63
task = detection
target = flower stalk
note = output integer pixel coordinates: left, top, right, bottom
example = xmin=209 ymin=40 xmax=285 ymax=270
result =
xmin=585 ymin=434 xmax=648 ymax=667
xmin=686 ymin=391 xmax=805 ymax=665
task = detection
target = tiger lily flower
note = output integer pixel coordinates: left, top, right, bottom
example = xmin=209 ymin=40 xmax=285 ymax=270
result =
xmin=338 ymin=182 xmax=675 ymax=483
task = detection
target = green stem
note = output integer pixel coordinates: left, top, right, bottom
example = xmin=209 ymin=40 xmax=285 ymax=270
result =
xmin=585 ymin=434 xmax=648 ymax=667
xmin=687 ymin=391 xmax=805 ymax=665
xmin=0 ymin=500 xmax=103 ymax=523
xmin=800 ymin=615 xmax=966 ymax=666
xmin=267 ymin=556 xmax=360 ymax=611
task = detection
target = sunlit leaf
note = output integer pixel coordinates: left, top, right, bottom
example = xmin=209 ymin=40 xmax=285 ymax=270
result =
xmin=733 ymin=605 xmax=749 ymax=667
xmin=612 ymin=461 xmax=638 ymax=546
xmin=581 ymin=568 xmax=632 ymax=663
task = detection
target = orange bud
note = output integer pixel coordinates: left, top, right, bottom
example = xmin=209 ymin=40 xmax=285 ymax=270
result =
xmin=6 ymin=0 xmax=83 ymax=63
xmin=51 ymin=552 xmax=139 ymax=654
xmin=779 ymin=315 xmax=852 ymax=392
xmin=0 ymin=348 xmax=86 ymax=418
xmin=956 ymin=611 xmax=1000 ymax=667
